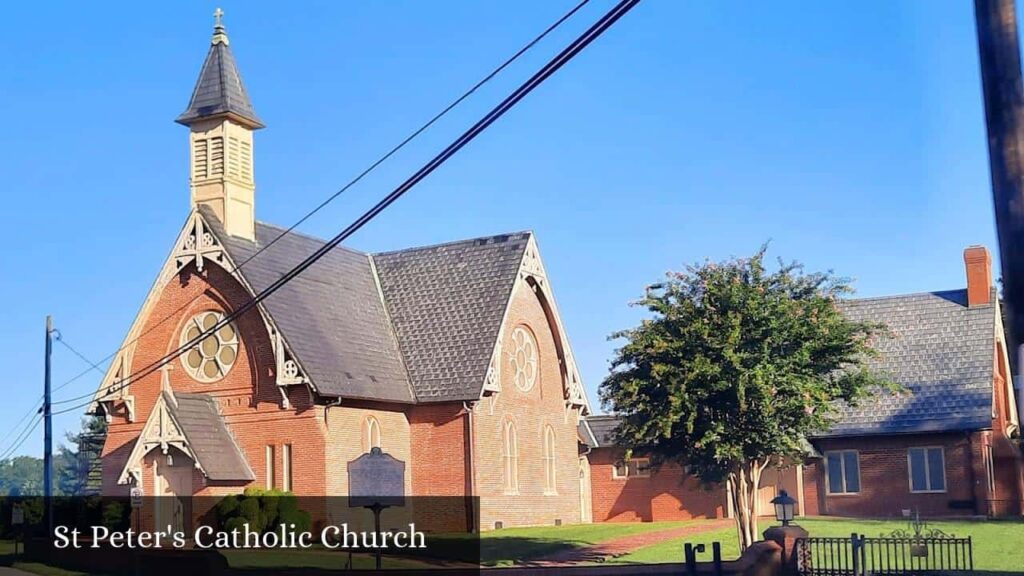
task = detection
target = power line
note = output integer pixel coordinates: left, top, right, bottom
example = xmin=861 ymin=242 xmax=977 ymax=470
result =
xmin=53 ymin=335 xmax=108 ymax=394
xmin=0 ymin=416 xmax=43 ymax=462
xmin=0 ymin=332 xmax=102 ymax=461
xmin=47 ymin=0 xmax=591 ymax=405
xmin=0 ymin=402 xmax=42 ymax=457
xmin=52 ymin=0 xmax=641 ymax=417
xmin=0 ymin=327 xmax=103 ymax=457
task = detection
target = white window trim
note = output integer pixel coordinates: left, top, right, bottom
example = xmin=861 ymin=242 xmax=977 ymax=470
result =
xmin=282 ymin=444 xmax=292 ymax=492
xmin=543 ymin=426 xmax=557 ymax=496
xmin=504 ymin=421 xmax=519 ymax=495
xmin=907 ymin=446 xmax=947 ymax=494
xmin=266 ymin=445 xmax=275 ymax=489
xmin=509 ymin=326 xmax=539 ymax=393
xmin=612 ymin=457 xmax=651 ymax=480
xmin=366 ymin=416 xmax=382 ymax=451
xmin=824 ymin=450 xmax=861 ymax=495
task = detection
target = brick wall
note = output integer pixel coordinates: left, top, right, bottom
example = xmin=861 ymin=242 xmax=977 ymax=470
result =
xmin=805 ymin=432 xmax=984 ymax=517
xmin=588 ymin=447 xmax=726 ymax=522
xmin=100 ymin=262 xmax=327 ymax=497
xmin=408 ymin=402 xmax=470 ymax=531
xmin=472 ymin=280 xmax=585 ymax=529
xmin=991 ymin=341 xmax=1024 ymax=516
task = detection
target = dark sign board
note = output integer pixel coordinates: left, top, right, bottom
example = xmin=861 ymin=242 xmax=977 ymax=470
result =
xmin=348 ymin=447 xmax=406 ymax=508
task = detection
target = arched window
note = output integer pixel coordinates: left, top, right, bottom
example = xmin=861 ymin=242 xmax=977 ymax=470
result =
xmin=543 ymin=426 xmax=557 ymax=495
xmin=503 ymin=421 xmax=519 ymax=494
xmin=365 ymin=416 xmax=381 ymax=451
xmin=509 ymin=326 xmax=539 ymax=392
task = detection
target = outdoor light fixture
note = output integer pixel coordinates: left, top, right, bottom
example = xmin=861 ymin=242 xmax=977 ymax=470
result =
xmin=770 ymin=490 xmax=797 ymax=526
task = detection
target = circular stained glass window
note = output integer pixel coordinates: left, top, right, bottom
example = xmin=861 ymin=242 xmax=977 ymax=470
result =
xmin=180 ymin=311 xmax=238 ymax=382
xmin=509 ymin=326 xmax=538 ymax=392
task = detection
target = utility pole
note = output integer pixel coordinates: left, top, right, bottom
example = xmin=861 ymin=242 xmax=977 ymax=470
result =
xmin=974 ymin=0 xmax=1024 ymax=394
xmin=43 ymin=315 xmax=53 ymax=532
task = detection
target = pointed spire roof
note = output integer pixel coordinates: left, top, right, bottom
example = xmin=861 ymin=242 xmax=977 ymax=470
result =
xmin=176 ymin=9 xmax=263 ymax=128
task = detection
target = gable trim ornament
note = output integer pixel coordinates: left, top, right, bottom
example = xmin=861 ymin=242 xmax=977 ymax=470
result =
xmin=90 ymin=208 xmax=318 ymax=416
xmin=174 ymin=211 xmax=227 ymax=273
xmin=117 ymin=392 xmax=201 ymax=486
xmin=478 ymin=234 xmax=590 ymax=414
xmin=95 ymin=346 xmax=136 ymax=423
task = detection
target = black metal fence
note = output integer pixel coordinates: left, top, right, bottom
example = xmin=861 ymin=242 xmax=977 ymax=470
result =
xmin=797 ymin=534 xmax=973 ymax=576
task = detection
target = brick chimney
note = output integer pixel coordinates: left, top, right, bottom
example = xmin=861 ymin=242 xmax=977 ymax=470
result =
xmin=964 ymin=246 xmax=993 ymax=306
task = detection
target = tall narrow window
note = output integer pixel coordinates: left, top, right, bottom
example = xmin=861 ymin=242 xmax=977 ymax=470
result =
xmin=504 ymin=421 xmax=519 ymax=494
xmin=543 ymin=426 xmax=557 ymax=494
xmin=265 ymin=445 xmax=275 ymax=489
xmin=282 ymin=444 xmax=292 ymax=492
xmin=366 ymin=417 xmax=381 ymax=451
xmin=825 ymin=450 xmax=860 ymax=494
xmin=908 ymin=447 xmax=946 ymax=493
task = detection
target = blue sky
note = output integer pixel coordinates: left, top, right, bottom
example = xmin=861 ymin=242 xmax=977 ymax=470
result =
xmin=0 ymin=1 xmax=1003 ymax=456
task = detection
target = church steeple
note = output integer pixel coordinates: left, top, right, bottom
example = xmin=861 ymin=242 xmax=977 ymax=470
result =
xmin=177 ymin=8 xmax=262 ymax=241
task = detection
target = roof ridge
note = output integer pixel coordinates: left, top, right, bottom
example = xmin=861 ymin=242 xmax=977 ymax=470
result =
xmin=253 ymin=219 xmax=368 ymax=256
xmin=843 ymin=288 xmax=969 ymax=304
xmin=367 ymin=253 xmax=418 ymax=402
xmin=373 ymin=230 xmax=533 ymax=257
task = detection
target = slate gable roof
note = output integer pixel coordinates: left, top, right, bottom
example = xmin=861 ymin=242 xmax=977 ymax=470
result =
xmin=582 ymin=289 xmax=998 ymax=445
xmin=176 ymin=24 xmax=262 ymax=128
xmin=819 ymin=289 xmax=996 ymax=437
xmin=580 ymin=415 xmax=618 ymax=448
xmin=199 ymin=207 xmax=529 ymax=403
xmin=203 ymin=207 xmax=414 ymax=403
xmin=166 ymin=392 xmax=254 ymax=481
xmin=373 ymin=234 xmax=530 ymax=401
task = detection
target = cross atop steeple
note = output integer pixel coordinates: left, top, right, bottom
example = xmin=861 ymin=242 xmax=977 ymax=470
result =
xmin=176 ymin=10 xmax=261 ymax=128
xmin=211 ymin=7 xmax=229 ymax=46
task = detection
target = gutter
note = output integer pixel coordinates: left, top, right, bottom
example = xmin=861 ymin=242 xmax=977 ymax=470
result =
xmin=462 ymin=401 xmax=477 ymax=533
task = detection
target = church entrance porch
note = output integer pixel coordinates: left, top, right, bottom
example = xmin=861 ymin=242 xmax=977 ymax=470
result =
xmin=150 ymin=446 xmax=195 ymax=535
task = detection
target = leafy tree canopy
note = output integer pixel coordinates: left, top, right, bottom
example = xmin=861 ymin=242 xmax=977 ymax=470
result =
xmin=600 ymin=246 xmax=890 ymax=484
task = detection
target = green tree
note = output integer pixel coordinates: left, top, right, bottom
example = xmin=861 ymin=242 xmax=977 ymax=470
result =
xmin=600 ymin=247 xmax=889 ymax=549
xmin=57 ymin=416 xmax=106 ymax=496
xmin=0 ymin=456 xmax=43 ymax=496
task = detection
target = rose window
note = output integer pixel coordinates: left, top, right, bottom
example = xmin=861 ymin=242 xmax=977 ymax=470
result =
xmin=509 ymin=326 xmax=538 ymax=392
xmin=181 ymin=311 xmax=239 ymax=382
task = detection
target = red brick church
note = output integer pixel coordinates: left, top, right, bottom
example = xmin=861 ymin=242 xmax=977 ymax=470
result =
xmin=92 ymin=15 xmax=592 ymax=531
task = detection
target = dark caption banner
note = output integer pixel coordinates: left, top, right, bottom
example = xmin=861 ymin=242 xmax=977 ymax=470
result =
xmin=0 ymin=496 xmax=484 ymax=575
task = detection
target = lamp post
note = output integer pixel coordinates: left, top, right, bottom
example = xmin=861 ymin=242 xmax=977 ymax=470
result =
xmin=771 ymin=490 xmax=797 ymax=527
xmin=764 ymin=489 xmax=807 ymax=576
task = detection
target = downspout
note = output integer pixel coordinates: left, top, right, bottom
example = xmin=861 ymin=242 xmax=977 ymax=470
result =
xmin=462 ymin=401 xmax=477 ymax=533
xmin=324 ymin=397 xmax=342 ymax=428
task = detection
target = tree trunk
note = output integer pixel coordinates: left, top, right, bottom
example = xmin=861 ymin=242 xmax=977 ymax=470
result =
xmin=728 ymin=459 xmax=767 ymax=551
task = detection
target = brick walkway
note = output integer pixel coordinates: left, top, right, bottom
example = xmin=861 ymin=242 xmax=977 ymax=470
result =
xmin=531 ymin=519 xmax=734 ymax=565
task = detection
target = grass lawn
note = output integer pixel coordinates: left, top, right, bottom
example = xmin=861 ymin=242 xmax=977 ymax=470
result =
xmin=220 ymin=547 xmax=433 ymax=570
xmin=612 ymin=517 xmax=1024 ymax=573
xmin=11 ymin=563 xmax=101 ymax=576
xmin=474 ymin=521 xmax=697 ymax=566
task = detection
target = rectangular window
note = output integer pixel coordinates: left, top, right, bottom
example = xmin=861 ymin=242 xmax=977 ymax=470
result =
xmin=825 ymin=450 xmax=860 ymax=494
xmin=632 ymin=458 xmax=652 ymax=478
xmin=266 ymin=445 xmax=275 ymax=489
xmin=908 ymin=447 xmax=945 ymax=493
xmin=612 ymin=458 xmax=651 ymax=479
xmin=612 ymin=460 xmax=629 ymax=479
xmin=282 ymin=444 xmax=292 ymax=492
